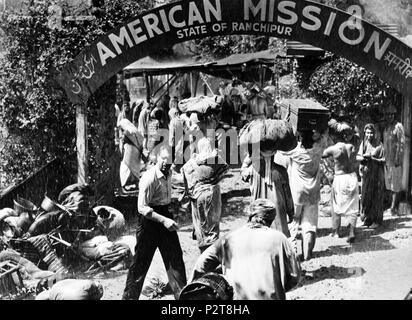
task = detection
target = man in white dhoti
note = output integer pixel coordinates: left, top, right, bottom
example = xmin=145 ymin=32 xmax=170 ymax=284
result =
xmin=322 ymin=128 xmax=359 ymax=243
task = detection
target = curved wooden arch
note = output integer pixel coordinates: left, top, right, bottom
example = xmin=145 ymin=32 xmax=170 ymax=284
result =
xmin=58 ymin=0 xmax=412 ymax=104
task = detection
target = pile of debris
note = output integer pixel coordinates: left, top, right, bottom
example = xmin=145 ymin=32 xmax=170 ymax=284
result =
xmin=0 ymin=183 xmax=136 ymax=300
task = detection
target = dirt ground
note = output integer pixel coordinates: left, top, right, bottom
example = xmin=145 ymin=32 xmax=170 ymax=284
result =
xmin=96 ymin=168 xmax=412 ymax=300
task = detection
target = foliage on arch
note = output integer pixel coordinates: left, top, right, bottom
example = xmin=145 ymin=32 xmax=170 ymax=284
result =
xmin=0 ymin=0 xmax=154 ymax=188
xmin=305 ymin=55 xmax=402 ymax=123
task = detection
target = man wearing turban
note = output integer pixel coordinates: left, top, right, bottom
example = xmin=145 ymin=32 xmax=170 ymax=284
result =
xmin=188 ymin=199 xmax=301 ymax=300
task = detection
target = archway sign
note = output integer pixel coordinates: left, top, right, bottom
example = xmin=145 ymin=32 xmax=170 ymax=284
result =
xmin=57 ymin=0 xmax=412 ymax=104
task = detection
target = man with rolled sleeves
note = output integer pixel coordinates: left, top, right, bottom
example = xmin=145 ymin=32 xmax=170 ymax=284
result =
xmin=122 ymin=146 xmax=187 ymax=300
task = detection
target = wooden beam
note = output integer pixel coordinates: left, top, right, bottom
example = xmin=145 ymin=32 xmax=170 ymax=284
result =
xmin=76 ymin=103 xmax=89 ymax=184
xmin=402 ymin=94 xmax=411 ymax=194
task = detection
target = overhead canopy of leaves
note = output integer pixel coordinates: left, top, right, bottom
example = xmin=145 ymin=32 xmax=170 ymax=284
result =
xmin=306 ymin=56 xmax=402 ymax=122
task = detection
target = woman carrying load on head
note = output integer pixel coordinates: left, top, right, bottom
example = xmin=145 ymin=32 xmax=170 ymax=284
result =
xmin=240 ymin=119 xmax=297 ymax=237
xmin=356 ymin=123 xmax=385 ymax=228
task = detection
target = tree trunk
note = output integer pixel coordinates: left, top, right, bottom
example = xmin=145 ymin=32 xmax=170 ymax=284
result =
xmin=87 ymin=75 xmax=119 ymax=204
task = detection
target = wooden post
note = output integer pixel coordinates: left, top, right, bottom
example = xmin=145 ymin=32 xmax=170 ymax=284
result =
xmin=144 ymin=73 xmax=150 ymax=103
xmin=190 ymin=72 xmax=194 ymax=97
xmin=76 ymin=103 xmax=89 ymax=184
xmin=119 ymin=72 xmax=125 ymax=102
xmin=402 ymin=94 xmax=411 ymax=194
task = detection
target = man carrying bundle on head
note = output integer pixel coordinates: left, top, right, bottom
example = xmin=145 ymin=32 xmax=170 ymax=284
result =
xmin=245 ymin=84 xmax=270 ymax=120
xmin=187 ymin=198 xmax=301 ymax=300
xmin=240 ymin=119 xmax=297 ymax=237
xmin=283 ymin=129 xmax=328 ymax=260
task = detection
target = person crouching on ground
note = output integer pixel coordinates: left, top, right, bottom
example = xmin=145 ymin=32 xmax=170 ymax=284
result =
xmin=322 ymin=127 xmax=359 ymax=243
xmin=188 ymin=198 xmax=301 ymax=300
xmin=122 ymin=146 xmax=186 ymax=300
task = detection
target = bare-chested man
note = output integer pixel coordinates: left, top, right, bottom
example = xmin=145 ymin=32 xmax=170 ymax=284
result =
xmin=322 ymin=128 xmax=359 ymax=243
xmin=246 ymin=86 xmax=269 ymax=120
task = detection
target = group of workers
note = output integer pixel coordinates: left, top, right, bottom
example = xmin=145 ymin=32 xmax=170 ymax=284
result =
xmin=114 ymin=77 xmax=406 ymax=300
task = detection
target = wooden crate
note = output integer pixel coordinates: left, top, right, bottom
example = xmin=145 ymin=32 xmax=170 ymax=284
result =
xmin=279 ymin=99 xmax=330 ymax=133
xmin=0 ymin=260 xmax=24 ymax=298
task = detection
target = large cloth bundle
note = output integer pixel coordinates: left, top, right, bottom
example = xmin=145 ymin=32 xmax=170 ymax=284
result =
xmin=118 ymin=118 xmax=144 ymax=149
xmin=78 ymin=235 xmax=113 ymax=259
xmin=58 ymin=183 xmax=93 ymax=203
xmin=239 ymin=119 xmax=297 ymax=153
xmin=35 ymin=279 xmax=104 ymax=300
xmin=178 ymin=95 xmax=220 ymax=114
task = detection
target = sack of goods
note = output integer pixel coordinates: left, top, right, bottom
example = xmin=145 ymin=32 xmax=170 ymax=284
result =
xmin=239 ymin=119 xmax=297 ymax=152
xmin=278 ymin=98 xmax=330 ymax=134
xmin=35 ymin=279 xmax=103 ymax=300
xmin=118 ymin=118 xmax=144 ymax=148
xmin=178 ymin=95 xmax=220 ymax=114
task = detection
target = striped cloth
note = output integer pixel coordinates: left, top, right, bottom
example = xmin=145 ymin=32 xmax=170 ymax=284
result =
xmin=27 ymin=235 xmax=68 ymax=274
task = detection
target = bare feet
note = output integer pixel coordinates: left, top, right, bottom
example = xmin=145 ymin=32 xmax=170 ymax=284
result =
xmin=347 ymin=224 xmax=356 ymax=243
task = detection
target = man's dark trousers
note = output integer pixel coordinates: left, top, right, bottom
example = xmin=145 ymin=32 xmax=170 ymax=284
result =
xmin=123 ymin=205 xmax=187 ymax=299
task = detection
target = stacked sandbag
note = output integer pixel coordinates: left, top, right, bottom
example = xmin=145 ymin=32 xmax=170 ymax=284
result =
xmin=35 ymin=279 xmax=103 ymax=300
xmin=239 ymin=119 xmax=297 ymax=153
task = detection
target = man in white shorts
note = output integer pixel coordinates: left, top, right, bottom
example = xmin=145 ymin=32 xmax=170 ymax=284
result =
xmin=286 ymin=130 xmax=327 ymax=260
xmin=322 ymin=127 xmax=359 ymax=243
